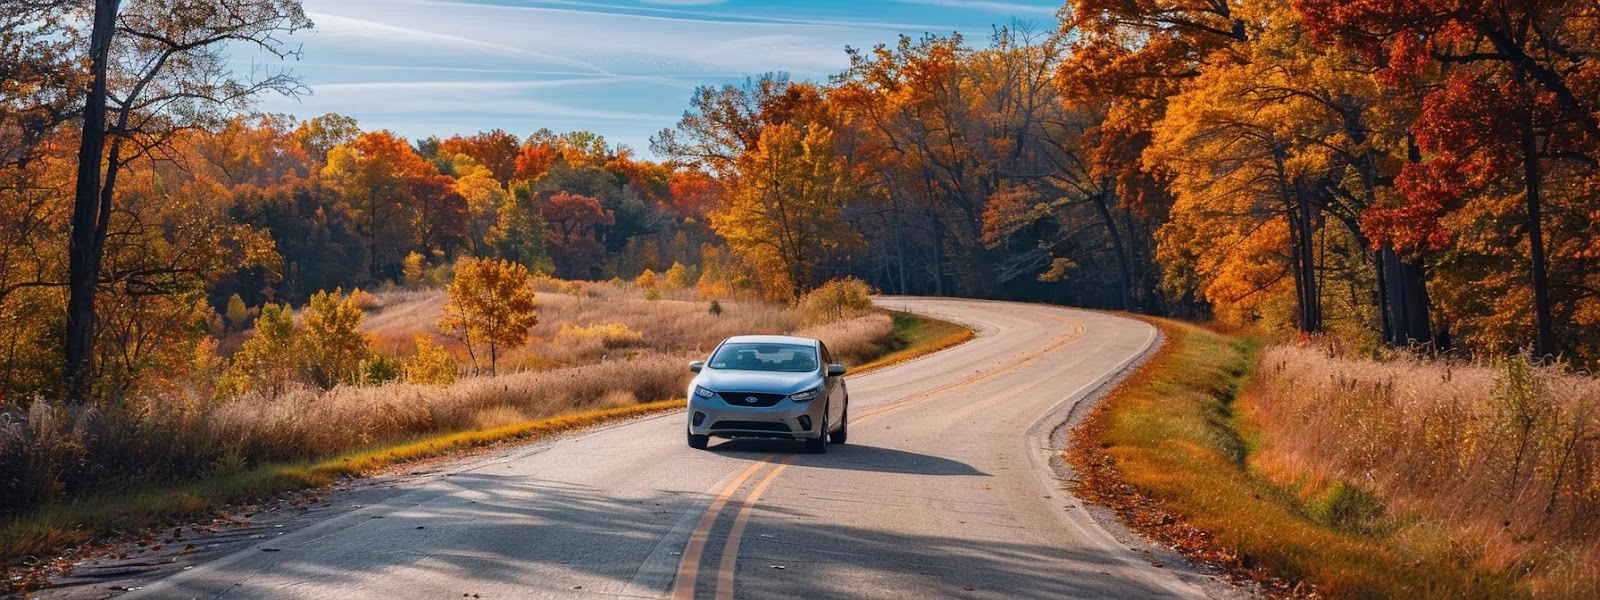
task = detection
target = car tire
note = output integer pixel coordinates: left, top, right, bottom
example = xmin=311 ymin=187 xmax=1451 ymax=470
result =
xmin=829 ymin=402 xmax=848 ymax=445
xmin=804 ymin=412 xmax=828 ymax=454
xmin=687 ymin=431 xmax=709 ymax=450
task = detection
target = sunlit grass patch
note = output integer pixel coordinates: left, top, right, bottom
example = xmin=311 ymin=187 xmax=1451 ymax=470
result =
xmin=1070 ymin=319 xmax=1528 ymax=598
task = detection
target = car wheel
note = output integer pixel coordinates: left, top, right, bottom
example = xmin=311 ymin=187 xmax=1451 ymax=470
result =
xmin=829 ymin=402 xmax=848 ymax=445
xmin=687 ymin=430 xmax=709 ymax=450
xmin=804 ymin=412 xmax=828 ymax=454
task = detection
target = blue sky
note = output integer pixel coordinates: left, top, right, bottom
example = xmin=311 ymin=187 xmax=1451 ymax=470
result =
xmin=251 ymin=0 xmax=1061 ymax=155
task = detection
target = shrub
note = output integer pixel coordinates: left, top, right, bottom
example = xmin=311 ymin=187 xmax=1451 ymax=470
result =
xmin=663 ymin=261 xmax=699 ymax=291
xmin=405 ymin=334 xmax=458 ymax=386
xmin=402 ymin=252 xmax=428 ymax=288
xmin=224 ymin=294 xmax=249 ymax=332
xmin=347 ymin=287 xmax=380 ymax=313
xmin=635 ymin=268 xmax=659 ymax=290
xmin=798 ymin=276 xmax=874 ymax=323
xmin=644 ymin=289 xmax=663 ymax=301
xmin=359 ymin=354 xmax=403 ymax=386
xmin=216 ymin=303 xmax=300 ymax=399
xmin=300 ymin=289 xmax=370 ymax=389
xmin=555 ymin=323 xmax=645 ymax=349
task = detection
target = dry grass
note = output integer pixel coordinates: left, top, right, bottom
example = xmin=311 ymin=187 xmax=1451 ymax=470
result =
xmin=1069 ymin=319 xmax=1529 ymax=599
xmin=364 ymin=281 xmax=798 ymax=369
xmin=0 ymin=280 xmax=950 ymax=587
xmin=796 ymin=312 xmax=897 ymax=365
xmin=0 ymin=398 xmax=681 ymax=578
xmin=1246 ymin=346 xmax=1600 ymax=598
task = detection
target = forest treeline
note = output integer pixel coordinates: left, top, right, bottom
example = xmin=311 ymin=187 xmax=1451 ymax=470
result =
xmin=4 ymin=0 xmax=1600 ymax=405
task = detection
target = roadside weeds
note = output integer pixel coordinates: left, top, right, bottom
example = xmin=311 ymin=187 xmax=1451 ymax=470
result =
xmin=1067 ymin=318 xmax=1527 ymax=599
xmin=1 ymin=310 xmax=972 ymax=595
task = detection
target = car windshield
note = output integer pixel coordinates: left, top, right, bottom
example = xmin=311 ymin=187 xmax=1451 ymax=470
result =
xmin=708 ymin=342 xmax=818 ymax=373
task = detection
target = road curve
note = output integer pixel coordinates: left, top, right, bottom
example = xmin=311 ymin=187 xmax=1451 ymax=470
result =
xmin=115 ymin=298 xmax=1212 ymax=599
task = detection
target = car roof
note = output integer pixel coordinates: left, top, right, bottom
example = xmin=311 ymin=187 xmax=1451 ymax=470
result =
xmin=721 ymin=335 xmax=819 ymax=347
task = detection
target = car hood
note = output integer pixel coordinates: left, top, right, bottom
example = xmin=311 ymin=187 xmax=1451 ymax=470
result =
xmin=695 ymin=369 xmax=822 ymax=395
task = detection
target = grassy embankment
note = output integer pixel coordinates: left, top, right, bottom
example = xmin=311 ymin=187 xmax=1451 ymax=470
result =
xmin=1070 ymin=318 xmax=1594 ymax=598
xmin=0 ymin=293 xmax=969 ymax=588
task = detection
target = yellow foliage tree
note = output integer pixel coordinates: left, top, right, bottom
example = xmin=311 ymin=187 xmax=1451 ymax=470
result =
xmin=402 ymin=251 xmax=427 ymax=287
xmin=635 ymin=268 xmax=660 ymax=290
xmin=405 ymin=334 xmax=458 ymax=386
xmin=440 ymin=258 xmax=538 ymax=375
xmin=663 ymin=261 xmax=699 ymax=291
xmin=713 ymin=123 xmax=863 ymax=301
xmin=216 ymin=303 xmax=299 ymax=399
xmin=300 ymin=288 xmax=370 ymax=389
xmin=224 ymin=294 xmax=249 ymax=332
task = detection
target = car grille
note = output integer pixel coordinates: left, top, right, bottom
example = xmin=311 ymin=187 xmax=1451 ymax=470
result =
xmin=716 ymin=392 xmax=787 ymax=407
xmin=709 ymin=420 xmax=792 ymax=433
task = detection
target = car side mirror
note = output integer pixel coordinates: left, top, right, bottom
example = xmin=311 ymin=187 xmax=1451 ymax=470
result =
xmin=827 ymin=364 xmax=847 ymax=377
xmin=689 ymin=361 xmax=705 ymax=373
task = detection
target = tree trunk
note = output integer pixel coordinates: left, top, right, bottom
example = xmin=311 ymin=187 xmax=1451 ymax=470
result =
xmin=930 ymin=212 xmax=945 ymax=296
xmin=1091 ymin=192 xmax=1133 ymax=311
xmin=1381 ymin=247 xmax=1433 ymax=348
xmin=64 ymin=0 xmax=121 ymax=401
xmin=1521 ymin=126 xmax=1556 ymax=357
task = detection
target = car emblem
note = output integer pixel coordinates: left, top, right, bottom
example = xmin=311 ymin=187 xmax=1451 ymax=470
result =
xmin=744 ymin=396 xmax=759 ymax=404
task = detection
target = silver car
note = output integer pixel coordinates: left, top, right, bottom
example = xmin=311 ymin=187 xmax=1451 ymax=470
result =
xmin=686 ymin=335 xmax=849 ymax=452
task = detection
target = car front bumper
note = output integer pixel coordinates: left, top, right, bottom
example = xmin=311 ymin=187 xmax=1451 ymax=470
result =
xmin=687 ymin=394 xmax=827 ymax=440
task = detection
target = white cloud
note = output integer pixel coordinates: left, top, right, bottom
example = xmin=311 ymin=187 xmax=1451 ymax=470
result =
xmin=895 ymin=0 xmax=1058 ymax=16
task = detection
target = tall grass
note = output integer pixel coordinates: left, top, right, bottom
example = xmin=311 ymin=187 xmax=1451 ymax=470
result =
xmin=0 ymin=279 xmax=900 ymax=521
xmin=364 ymin=281 xmax=799 ymax=368
xmin=1247 ymin=346 xmax=1600 ymax=597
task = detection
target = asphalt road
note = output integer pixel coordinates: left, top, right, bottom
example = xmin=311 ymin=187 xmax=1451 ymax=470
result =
xmin=110 ymin=297 xmax=1222 ymax=599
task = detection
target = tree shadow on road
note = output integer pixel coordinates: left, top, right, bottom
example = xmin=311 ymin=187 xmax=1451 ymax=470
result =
xmin=707 ymin=439 xmax=990 ymax=477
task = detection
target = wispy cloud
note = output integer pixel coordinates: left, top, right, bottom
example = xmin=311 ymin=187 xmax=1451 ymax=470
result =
xmin=895 ymin=0 xmax=1058 ymax=16
xmin=259 ymin=0 xmax=1048 ymax=152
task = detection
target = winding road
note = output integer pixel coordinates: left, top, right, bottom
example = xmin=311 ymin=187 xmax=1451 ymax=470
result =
xmin=100 ymin=298 xmax=1223 ymax=599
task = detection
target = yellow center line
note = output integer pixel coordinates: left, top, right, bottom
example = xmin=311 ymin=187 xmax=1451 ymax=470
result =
xmin=853 ymin=312 xmax=1085 ymax=424
xmin=695 ymin=310 xmax=1087 ymax=599
xmin=713 ymin=455 xmax=801 ymax=600
xmin=672 ymin=455 xmax=775 ymax=600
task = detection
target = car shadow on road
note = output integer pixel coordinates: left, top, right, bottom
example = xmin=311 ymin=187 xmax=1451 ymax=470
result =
xmin=706 ymin=439 xmax=989 ymax=477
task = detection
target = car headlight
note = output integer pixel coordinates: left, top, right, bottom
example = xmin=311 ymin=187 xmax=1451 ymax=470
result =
xmin=789 ymin=387 xmax=821 ymax=402
xmin=693 ymin=385 xmax=715 ymax=398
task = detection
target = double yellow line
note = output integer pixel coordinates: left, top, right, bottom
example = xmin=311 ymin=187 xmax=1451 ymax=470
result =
xmin=670 ymin=310 xmax=1084 ymax=599
xmin=671 ymin=455 xmax=799 ymax=600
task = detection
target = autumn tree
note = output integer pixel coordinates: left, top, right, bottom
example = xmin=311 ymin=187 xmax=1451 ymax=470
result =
xmin=714 ymin=123 xmax=862 ymax=300
xmin=440 ymin=258 xmax=539 ymax=375
xmin=542 ymin=191 xmax=614 ymax=279
xmin=494 ymin=184 xmax=554 ymax=274
xmin=1298 ymin=0 xmax=1600 ymax=356
xmin=405 ymin=334 xmax=457 ymax=386
xmin=299 ymin=288 xmax=369 ymax=389
xmin=652 ymin=74 xmax=826 ymax=177
xmin=64 ymin=0 xmax=311 ymax=400
xmin=225 ymin=294 xmax=249 ymax=331
xmin=216 ymin=302 xmax=299 ymax=399
xmin=322 ymin=130 xmax=437 ymax=280
xmin=439 ymin=130 xmax=521 ymax=185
